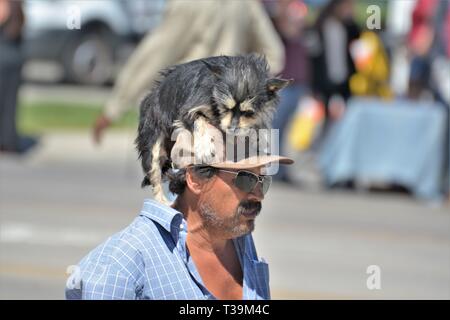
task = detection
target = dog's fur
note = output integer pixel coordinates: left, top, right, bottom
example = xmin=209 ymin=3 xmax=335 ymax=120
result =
xmin=136 ymin=54 xmax=291 ymax=204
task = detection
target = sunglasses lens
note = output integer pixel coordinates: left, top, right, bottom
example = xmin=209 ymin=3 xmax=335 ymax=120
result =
xmin=234 ymin=172 xmax=258 ymax=193
xmin=262 ymin=176 xmax=272 ymax=195
xmin=233 ymin=171 xmax=272 ymax=195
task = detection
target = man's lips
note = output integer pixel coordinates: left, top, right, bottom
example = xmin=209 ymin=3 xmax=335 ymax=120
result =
xmin=239 ymin=201 xmax=261 ymax=219
xmin=241 ymin=209 xmax=259 ymax=218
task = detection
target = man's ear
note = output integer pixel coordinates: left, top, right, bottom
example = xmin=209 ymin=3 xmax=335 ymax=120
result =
xmin=266 ymin=78 xmax=293 ymax=94
xmin=185 ymin=167 xmax=203 ymax=195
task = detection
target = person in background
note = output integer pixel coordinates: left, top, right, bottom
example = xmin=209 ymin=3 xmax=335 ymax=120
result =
xmin=407 ymin=0 xmax=449 ymax=104
xmin=310 ymin=0 xmax=360 ymax=137
xmin=93 ymin=0 xmax=285 ymax=144
xmin=407 ymin=0 xmax=450 ymax=201
xmin=265 ymin=0 xmax=310 ymax=185
xmin=0 ymin=0 xmax=25 ymax=153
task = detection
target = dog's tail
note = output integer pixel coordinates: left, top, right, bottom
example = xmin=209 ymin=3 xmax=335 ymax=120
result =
xmin=148 ymin=135 xmax=170 ymax=205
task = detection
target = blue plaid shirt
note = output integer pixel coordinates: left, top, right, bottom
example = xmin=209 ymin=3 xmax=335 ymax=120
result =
xmin=65 ymin=199 xmax=270 ymax=300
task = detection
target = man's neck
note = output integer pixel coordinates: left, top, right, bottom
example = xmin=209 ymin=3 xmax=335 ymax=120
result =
xmin=172 ymin=196 xmax=229 ymax=254
xmin=172 ymin=195 xmax=244 ymax=299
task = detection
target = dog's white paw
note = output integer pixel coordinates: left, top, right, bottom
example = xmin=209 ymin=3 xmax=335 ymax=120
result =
xmin=194 ymin=132 xmax=216 ymax=165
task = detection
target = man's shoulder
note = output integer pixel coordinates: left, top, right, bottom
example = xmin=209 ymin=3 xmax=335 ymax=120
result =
xmin=66 ymin=212 xmax=179 ymax=299
xmin=78 ymin=215 xmax=167 ymax=271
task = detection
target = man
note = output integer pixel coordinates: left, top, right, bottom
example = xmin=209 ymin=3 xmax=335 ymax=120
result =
xmin=66 ymin=123 xmax=293 ymax=300
xmin=93 ymin=0 xmax=285 ymax=143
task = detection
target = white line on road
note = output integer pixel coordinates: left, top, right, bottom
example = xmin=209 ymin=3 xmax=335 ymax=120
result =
xmin=0 ymin=222 xmax=109 ymax=247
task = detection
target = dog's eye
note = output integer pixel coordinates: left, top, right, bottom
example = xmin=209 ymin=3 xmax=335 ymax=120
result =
xmin=242 ymin=110 xmax=255 ymax=117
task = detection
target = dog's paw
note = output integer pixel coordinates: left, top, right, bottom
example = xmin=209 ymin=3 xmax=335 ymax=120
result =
xmin=194 ymin=132 xmax=216 ymax=165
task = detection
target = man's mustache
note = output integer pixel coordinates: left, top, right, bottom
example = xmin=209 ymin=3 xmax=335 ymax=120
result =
xmin=237 ymin=200 xmax=262 ymax=216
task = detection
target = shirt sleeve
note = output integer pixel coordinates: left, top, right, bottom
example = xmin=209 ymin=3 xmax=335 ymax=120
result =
xmin=103 ymin=0 xmax=202 ymax=121
xmin=65 ymin=237 xmax=144 ymax=300
xmin=78 ymin=262 xmax=137 ymax=300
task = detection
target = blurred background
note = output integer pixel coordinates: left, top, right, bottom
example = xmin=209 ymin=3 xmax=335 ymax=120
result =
xmin=0 ymin=0 xmax=449 ymax=299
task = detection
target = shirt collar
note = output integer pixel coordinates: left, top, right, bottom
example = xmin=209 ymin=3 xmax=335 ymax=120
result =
xmin=139 ymin=199 xmax=183 ymax=241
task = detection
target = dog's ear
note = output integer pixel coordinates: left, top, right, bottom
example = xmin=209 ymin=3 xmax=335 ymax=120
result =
xmin=266 ymin=78 xmax=293 ymax=94
xmin=202 ymin=60 xmax=223 ymax=78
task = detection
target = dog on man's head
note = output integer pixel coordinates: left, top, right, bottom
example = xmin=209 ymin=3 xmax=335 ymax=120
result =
xmin=135 ymin=54 xmax=291 ymax=204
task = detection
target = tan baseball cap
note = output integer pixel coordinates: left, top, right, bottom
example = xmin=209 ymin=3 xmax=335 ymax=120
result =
xmin=170 ymin=123 xmax=294 ymax=172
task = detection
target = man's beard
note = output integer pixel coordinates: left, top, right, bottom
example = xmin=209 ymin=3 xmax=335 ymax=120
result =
xmin=199 ymin=200 xmax=262 ymax=238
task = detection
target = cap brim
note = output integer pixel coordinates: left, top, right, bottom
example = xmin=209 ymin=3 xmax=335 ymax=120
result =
xmin=209 ymin=155 xmax=294 ymax=170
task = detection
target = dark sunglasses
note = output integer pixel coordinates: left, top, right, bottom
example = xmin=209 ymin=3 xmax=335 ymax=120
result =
xmin=216 ymin=169 xmax=272 ymax=195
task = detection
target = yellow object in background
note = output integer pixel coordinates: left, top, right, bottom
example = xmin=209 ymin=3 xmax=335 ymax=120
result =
xmin=288 ymin=97 xmax=325 ymax=151
xmin=349 ymin=31 xmax=393 ymax=99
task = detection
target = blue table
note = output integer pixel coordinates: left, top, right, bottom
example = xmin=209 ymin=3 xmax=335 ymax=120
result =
xmin=319 ymin=98 xmax=449 ymax=201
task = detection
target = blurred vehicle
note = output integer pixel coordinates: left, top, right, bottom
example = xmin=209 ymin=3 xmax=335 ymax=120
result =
xmin=23 ymin=0 xmax=165 ymax=86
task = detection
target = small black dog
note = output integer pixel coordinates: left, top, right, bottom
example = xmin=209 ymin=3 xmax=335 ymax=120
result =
xmin=136 ymin=54 xmax=290 ymax=203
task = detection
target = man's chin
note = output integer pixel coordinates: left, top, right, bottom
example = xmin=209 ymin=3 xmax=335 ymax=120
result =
xmin=226 ymin=221 xmax=254 ymax=238
xmin=240 ymin=220 xmax=255 ymax=235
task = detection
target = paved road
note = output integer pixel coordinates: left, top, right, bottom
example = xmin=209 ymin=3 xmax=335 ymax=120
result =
xmin=1 ymin=132 xmax=449 ymax=299
xmin=20 ymin=83 xmax=112 ymax=106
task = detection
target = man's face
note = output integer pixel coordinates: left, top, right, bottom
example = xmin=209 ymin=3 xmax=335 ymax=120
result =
xmin=197 ymin=166 xmax=265 ymax=239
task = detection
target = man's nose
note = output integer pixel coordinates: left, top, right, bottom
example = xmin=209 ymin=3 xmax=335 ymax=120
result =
xmin=248 ymin=182 xmax=264 ymax=201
